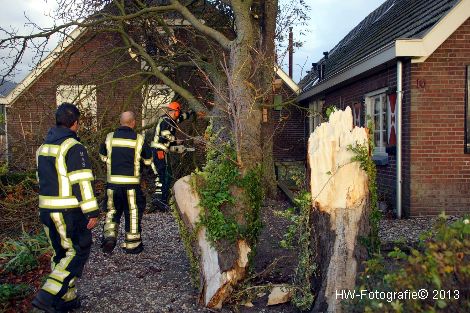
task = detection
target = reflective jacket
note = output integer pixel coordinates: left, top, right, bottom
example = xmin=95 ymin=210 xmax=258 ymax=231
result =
xmin=99 ymin=126 xmax=152 ymax=186
xmin=150 ymin=111 xmax=194 ymax=152
xmin=36 ymin=127 xmax=99 ymax=218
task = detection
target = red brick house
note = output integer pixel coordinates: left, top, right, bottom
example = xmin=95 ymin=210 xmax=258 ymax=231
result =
xmin=0 ymin=27 xmax=147 ymax=170
xmin=298 ymin=0 xmax=470 ymax=217
xmin=0 ymin=22 xmax=301 ymax=172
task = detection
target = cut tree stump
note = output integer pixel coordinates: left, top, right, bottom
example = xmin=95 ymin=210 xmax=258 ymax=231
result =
xmin=308 ymin=107 xmax=370 ymax=313
xmin=173 ymin=176 xmax=251 ymax=309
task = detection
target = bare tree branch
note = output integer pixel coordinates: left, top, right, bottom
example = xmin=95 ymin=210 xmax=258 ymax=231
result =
xmin=169 ymin=0 xmax=232 ymax=50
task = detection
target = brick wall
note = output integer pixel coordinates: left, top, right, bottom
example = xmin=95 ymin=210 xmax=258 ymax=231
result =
xmin=409 ymin=18 xmax=470 ymax=216
xmin=301 ymin=18 xmax=470 ymax=217
xmin=320 ymin=64 xmax=405 ymax=214
xmin=7 ymin=31 xmax=144 ymax=170
xmin=272 ymin=104 xmax=308 ymax=162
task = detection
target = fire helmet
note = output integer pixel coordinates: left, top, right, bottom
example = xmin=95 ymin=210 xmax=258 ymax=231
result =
xmin=168 ymin=101 xmax=181 ymax=111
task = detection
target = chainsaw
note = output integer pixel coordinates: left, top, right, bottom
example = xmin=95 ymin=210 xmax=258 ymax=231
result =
xmin=169 ymin=145 xmax=195 ymax=154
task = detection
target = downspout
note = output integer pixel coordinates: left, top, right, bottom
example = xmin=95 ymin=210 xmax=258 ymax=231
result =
xmin=396 ymin=60 xmax=403 ymax=219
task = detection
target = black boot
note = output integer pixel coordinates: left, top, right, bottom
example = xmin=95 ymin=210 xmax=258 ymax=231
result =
xmin=101 ymin=237 xmax=116 ymax=254
xmin=56 ymin=297 xmax=81 ymax=312
xmin=124 ymin=243 xmax=144 ymax=254
xmin=32 ymin=290 xmax=65 ymax=313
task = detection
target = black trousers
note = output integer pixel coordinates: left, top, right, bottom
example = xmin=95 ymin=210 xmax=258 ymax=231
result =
xmin=37 ymin=209 xmax=92 ymax=305
xmin=152 ymin=148 xmax=171 ymax=206
xmin=103 ymin=186 xmax=145 ymax=251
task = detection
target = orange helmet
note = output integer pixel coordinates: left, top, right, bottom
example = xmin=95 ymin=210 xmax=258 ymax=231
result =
xmin=168 ymin=101 xmax=181 ymax=111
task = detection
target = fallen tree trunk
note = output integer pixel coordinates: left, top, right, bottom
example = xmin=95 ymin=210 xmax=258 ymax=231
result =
xmin=308 ymin=107 xmax=371 ymax=313
xmin=173 ymin=176 xmax=251 ymax=309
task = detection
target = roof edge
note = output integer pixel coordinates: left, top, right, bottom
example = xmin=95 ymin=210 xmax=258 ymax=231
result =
xmin=297 ymin=43 xmax=395 ymax=102
xmin=396 ymin=0 xmax=470 ymax=63
xmin=275 ymin=66 xmax=300 ymax=94
xmin=298 ymin=0 xmax=470 ymax=101
xmin=4 ymin=27 xmax=86 ymax=106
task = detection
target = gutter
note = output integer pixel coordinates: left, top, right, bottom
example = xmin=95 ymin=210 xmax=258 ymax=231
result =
xmin=396 ymin=60 xmax=403 ymax=219
xmin=297 ymin=42 xmax=396 ymax=102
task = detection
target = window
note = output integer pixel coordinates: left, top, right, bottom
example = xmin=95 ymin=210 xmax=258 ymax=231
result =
xmin=56 ymin=85 xmax=97 ymax=130
xmin=365 ymin=88 xmax=388 ymax=155
xmin=309 ymin=100 xmax=324 ymax=133
xmin=142 ymin=85 xmax=175 ymax=129
xmin=0 ymin=105 xmax=5 ymax=135
xmin=466 ymin=65 xmax=470 ymax=153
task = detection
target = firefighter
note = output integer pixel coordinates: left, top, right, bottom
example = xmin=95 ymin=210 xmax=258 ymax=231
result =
xmin=150 ymin=101 xmax=196 ymax=212
xmin=32 ymin=103 xmax=99 ymax=313
xmin=99 ymin=111 xmax=152 ymax=254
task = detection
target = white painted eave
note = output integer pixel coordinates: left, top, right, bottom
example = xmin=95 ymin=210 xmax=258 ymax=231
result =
xmin=274 ymin=66 xmax=300 ymax=94
xmin=4 ymin=27 xmax=86 ymax=106
xmin=397 ymin=0 xmax=470 ymax=63
xmin=298 ymin=0 xmax=470 ymax=101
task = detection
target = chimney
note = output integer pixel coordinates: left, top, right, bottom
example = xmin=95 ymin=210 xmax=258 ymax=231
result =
xmin=288 ymin=27 xmax=293 ymax=78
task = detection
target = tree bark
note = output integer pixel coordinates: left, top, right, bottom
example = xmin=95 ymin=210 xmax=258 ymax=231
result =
xmin=308 ymin=107 xmax=371 ymax=313
xmin=173 ymin=176 xmax=251 ymax=309
xmin=260 ymin=0 xmax=279 ymax=197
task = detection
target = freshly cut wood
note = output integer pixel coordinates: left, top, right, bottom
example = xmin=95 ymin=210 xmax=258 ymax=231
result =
xmin=173 ymin=176 xmax=251 ymax=309
xmin=308 ymin=107 xmax=370 ymax=313
xmin=267 ymin=286 xmax=292 ymax=306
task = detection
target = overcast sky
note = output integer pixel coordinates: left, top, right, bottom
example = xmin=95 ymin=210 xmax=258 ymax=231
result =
xmin=0 ymin=0 xmax=385 ymax=84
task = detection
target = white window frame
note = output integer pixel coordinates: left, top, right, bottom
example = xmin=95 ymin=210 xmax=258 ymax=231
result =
xmin=141 ymin=84 xmax=175 ymax=129
xmin=365 ymin=87 xmax=388 ymax=156
xmin=309 ymin=100 xmax=324 ymax=133
xmin=56 ymin=85 xmax=97 ymax=129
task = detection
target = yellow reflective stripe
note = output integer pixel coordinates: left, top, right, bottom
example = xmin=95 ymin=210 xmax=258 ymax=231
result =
xmin=80 ymin=199 xmax=98 ymax=213
xmin=62 ymin=286 xmax=77 ymax=301
xmin=42 ymin=278 xmax=62 ymax=295
xmin=50 ymin=213 xmax=76 ymax=286
xmin=38 ymin=144 xmax=60 ymax=157
xmin=152 ymin=117 xmax=162 ymax=144
xmin=51 ymin=212 xmax=71 ymax=249
xmin=105 ymin=132 xmax=114 ymax=179
xmin=123 ymin=241 xmax=141 ymax=249
xmin=49 ymin=270 xmax=70 ymax=282
xmin=161 ymin=130 xmax=172 ymax=137
xmin=39 ymin=196 xmax=79 ymax=209
xmin=127 ymin=189 xmax=138 ymax=234
xmin=111 ymin=138 xmax=138 ymax=148
xmin=126 ymin=233 xmax=141 ymax=240
xmin=56 ymin=138 xmax=79 ymax=197
xmin=134 ymin=134 xmax=144 ymax=176
xmin=36 ymin=146 xmax=41 ymax=167
xmin=106 ymin=189 xmax=115 ymax=222
xmin=79 ymin=180 xmax=94 ymax=201
xmin=68 ymin=169 xmax=93 ymax=184
xmin=108 ymin=175 xmax=140 ymax=184
xmin=150 ymin=142 xmax=169 ymax=151
xmin=104 ymin=223 xmax=117 ymax=231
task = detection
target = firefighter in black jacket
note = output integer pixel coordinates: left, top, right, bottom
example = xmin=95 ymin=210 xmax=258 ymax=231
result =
xmin=150 ymin=101 xmax=195 ymax=211
xmin=99 ymin=111 xmax=152 ymax=254
xmin=32 ymin=103 xmax=99 ymax=313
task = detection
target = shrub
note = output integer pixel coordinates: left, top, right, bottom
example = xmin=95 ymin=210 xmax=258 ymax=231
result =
xmin=344 ymin=215 xmax=470 ymax=312
xmin=0 ymin=230 xmax=50 ymax=274
xmin=0 ymin=283 xmax=32 ymax=304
